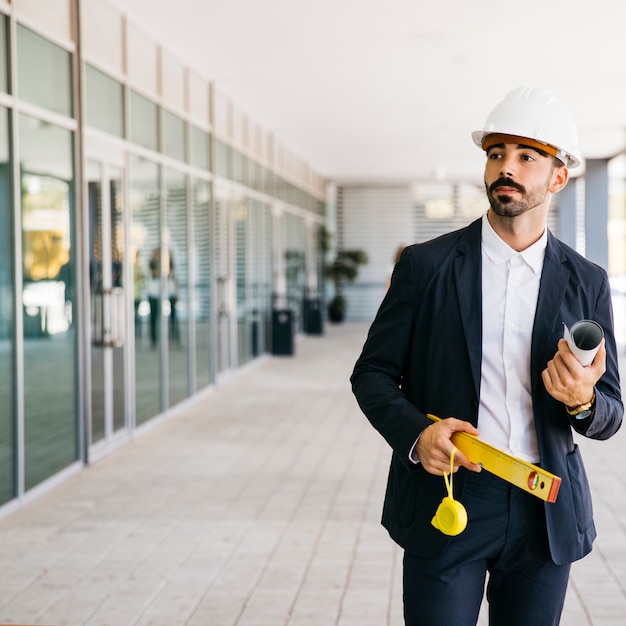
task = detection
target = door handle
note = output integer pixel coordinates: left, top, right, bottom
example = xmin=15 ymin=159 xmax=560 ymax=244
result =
xmin=95 ymin=287 xmax=125 ymax=348
xmin=107 ymin=287 xmax=125 ymax=348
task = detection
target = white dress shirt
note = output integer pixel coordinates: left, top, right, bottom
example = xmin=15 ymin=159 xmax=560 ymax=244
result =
xmin=479 ymin=213 xmax=546 ymax=463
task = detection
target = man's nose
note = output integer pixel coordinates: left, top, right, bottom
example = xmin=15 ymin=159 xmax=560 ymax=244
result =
xmin=499 ymin=154 xmax=516 ymax=177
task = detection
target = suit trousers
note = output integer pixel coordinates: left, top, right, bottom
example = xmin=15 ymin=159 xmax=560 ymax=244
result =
xmin=403 ymin=469 xmax=571 ymax=626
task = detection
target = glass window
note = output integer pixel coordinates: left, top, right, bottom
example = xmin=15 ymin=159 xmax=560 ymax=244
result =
xmin=234 ymin=196 xmax=249 ymax=366
xmin=131 ymin=156 xmax=161 ymax=424
xmin=130 ymin=90 xmax=158 ymax=152
xmin=233 ymin=196 xmax=272 ymax=363
xmin=192 ymin=179 xmax=212 ymax=389
xmin=0 ymin=105 xmax=14 ymax=504
xmin=214 ymin=138 xmax=232 ymax=180
xmin=191 ymin=126 xmax=210 ymax=171
xmin=284 ymin=212 xmax=306 ymax=332
xmin=87 ymin=161 xmax=126 ymax=444
xmin=314 ymin=222 xmax=325 ymax=301
xmin=20 ymin=113 xmax=76 ymax=490
xmin=87 ymin=160 xmax=105 ymax=444
xmin=165 ymin=168 xmax=189 ymax=405
xmin=85 ymin=64 xmax=124 ymax=137
xmin=247 ymin=199 xmax=272 ymax=358
xmin=0 ymin=15 xmax=8 ymax=94
xmin=17 ymin=25 xmax=73 ymax=117
xmin=163 ymin=110 xmax=186 ymax=163
xmin=265 ymin=170 xmax=277 ymax=198
xmin=233 ymin=149 xmax=248 ymax=187
xmin=233 ymin=197 xmax=271 ymax=363
xmin=274 ymin=174 xmax=284 ymax=201
xmin=250 ymin=160 xmax=266 ymax=194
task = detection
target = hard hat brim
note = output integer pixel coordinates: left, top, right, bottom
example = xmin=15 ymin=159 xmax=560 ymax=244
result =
xmin=472 ymin=130 xmax=581 ymax=168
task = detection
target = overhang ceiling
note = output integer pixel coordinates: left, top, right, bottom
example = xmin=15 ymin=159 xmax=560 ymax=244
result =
xmin=105 ymin=0 xmax=626 ymax=185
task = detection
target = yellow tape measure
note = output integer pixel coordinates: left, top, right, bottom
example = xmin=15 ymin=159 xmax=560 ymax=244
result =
xmin=427 ymin=414 xmax=561 ymax=503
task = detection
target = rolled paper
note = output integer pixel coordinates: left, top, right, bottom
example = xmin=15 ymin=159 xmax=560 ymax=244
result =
xmin=563 ymin=320 xmax=604 ymax=367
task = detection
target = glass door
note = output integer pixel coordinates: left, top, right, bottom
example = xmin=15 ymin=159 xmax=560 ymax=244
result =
xmin=215 ymin=185 xmax=237 ymax=377
xmin=87 ymin=159 xmax=128 ymax=447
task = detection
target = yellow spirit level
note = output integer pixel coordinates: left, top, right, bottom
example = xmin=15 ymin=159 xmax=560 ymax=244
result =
xmin=427 ymin=414 xmax=561 ymax=503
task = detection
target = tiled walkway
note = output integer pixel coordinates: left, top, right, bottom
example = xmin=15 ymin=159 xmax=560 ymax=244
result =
xmin=0 ymin=322 xmax=624 ymax=625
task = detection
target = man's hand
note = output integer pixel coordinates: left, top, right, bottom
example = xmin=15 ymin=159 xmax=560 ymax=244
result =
xmin=542 ymin=338 xmax=605 ymax=408
xmin=415 ymin=418 xmax=482 ymax=475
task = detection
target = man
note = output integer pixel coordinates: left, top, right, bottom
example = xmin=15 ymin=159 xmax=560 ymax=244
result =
xmin=351 ymin=87 xmax=623 ymax=626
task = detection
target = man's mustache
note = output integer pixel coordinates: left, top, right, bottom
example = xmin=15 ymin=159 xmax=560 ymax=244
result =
xmin=489 ymin=178 xmax=525 ymax=193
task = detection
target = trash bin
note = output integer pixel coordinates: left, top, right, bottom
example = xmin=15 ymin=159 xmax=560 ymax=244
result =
xmin=303 ymin=297 xmax=323 ymax=335
xmin=272 ymin=309 xmax=294 ymax=355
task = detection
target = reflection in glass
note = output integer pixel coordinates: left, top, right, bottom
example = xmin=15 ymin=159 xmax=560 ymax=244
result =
xmin=214 ymin=191 xmax=233 ymax=375
xmin=248 ymin=200 xmax=272 ymax=357
xmin=165 ymin=168 xmax=189 ymax=406
xmin=191 ymin=126 xmax=210 ymax=171
xmin=130 ymin=90 xmax=158 ymax=152
xmin=284 ymin=213 xmax=306 ymax=334
xmin=17 ymin=25 xmax=73 ymax=117
xmin=233 ymin=150 xmax=248 ymax=187
xmin=234 ymin=196 xmax=248 ymax=366
xmin=214 ymin=138 xmax=231 ymax=179
xmin=20 ymin=113 xmax=76 ymax=490
xmin=250 ymin=160 xmax=266 ymax=194
xmin=0 ymin=105 xmax=13 ymax=504
xmin=131 ymin=157 xmax=161 ymax=424
xmin=193 ymin=179 xmax=212 ymax=389
xmin=164 ymin=110 xmax=186 ymax=163
xmin=88 ymin=161 xmax=126 ymax=444
xmin=85 ymin=64 xmax=124 ymax=138
xmin=110 ymin=169 xmax=125 ymax=432
xmin=88 ymin=160 xmax=105 ymax=442
xmin=314 ymin=222 xmax=325 ymax=302
xmin=235 ymin=198 xmax=272 ymax=365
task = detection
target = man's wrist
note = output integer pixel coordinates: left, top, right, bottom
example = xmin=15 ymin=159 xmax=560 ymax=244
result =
xmin=566 ymin=391 xmax=596 ymax=420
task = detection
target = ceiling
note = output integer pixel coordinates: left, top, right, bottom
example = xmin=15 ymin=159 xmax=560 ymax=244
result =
xmin=105 ymin=0 xmax=626 ymax=185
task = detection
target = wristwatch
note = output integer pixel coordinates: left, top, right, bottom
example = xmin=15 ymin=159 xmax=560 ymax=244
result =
xmin=566 ymin=392 xmax=596 ymax=420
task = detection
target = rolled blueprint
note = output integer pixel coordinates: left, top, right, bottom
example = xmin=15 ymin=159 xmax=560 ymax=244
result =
xmin=563 ymin=320 xmax=604 ymax=367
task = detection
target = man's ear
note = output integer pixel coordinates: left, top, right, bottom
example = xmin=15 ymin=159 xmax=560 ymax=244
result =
xmin=549 ymin=164 xmax=569 ymax=193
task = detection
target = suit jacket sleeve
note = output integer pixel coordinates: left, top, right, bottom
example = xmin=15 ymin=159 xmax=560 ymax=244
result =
xmin=351 ymin=247 xmax=432 ymax=465
xmin=568 ymin=269 xmax=622 ymax=440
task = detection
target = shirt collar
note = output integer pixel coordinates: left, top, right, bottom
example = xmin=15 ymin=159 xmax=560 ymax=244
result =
xmin=481 ymin=213 xmax=547 ymax=274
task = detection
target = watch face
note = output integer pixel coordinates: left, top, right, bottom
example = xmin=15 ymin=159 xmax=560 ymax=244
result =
xmin=574 ymin=409 xmax=592 ymax=420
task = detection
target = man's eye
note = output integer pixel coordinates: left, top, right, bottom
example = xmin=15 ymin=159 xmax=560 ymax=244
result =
xmin=521 ymin=154 xmax=535 ymax=162
xmin=488 ymin=153 xmax=502 ymax=160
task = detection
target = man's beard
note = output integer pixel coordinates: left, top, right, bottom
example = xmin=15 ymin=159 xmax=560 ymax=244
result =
xmin=485 ymin=177 xmax=548 ymax=218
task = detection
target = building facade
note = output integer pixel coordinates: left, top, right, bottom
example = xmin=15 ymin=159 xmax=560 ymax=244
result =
xmin=0 ymin=0 xmax=326 ymax=511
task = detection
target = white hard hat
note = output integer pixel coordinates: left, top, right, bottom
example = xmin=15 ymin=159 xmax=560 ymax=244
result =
xmin=472 ymin=86 xmax=582 ymax=168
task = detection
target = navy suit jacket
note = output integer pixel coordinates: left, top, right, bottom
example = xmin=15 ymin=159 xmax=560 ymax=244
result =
xmin=351 ymin=217 xmax=623 ymax=565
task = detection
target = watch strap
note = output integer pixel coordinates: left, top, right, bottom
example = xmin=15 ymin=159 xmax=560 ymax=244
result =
xmin=566 ymin=391 xmax=596 ymax=417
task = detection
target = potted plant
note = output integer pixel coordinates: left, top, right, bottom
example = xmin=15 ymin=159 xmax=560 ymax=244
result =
xmin=326 ymin=248 xmax=368 ymax=322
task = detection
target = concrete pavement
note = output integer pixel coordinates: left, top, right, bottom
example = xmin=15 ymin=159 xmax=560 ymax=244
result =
xmin=0 ymin=322 xmax=624 ymax=625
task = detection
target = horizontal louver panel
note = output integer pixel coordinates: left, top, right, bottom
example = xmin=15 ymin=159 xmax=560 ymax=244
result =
xmin=337 ymin=184 xmax=560 ymax=322
xmin=337 ymin=186 xmax=414 ymax=321
xmin=337 ymin=185 xmax=495 ymax=321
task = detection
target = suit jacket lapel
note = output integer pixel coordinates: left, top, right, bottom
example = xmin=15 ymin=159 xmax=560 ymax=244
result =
xmin=454 ymin=219 xmax=483 ymax=400
xmin=531 ymin=233 xmax=570 ymax=390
